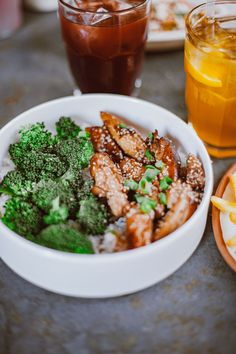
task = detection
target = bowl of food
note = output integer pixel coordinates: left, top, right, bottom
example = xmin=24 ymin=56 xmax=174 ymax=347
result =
xmin=0 ymin=94 xmax=213 ymax=298
xmin=211 ymin=164 xmax=236 ymax=272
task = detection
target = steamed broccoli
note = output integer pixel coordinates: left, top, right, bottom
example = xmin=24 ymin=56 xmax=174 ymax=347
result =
xmin=77 ymin=197 xmax=109 ymax=235
xmin=36 ymin=224 xmax=94 ymax=254
xmin=56 ymin=117 xmax=81 ymax=140
xmin=19 ymin=151 xmax=68 ymax=182
xmin=0 ymin=170 xmax=34 ymax=197
xmin=9 ymin=123 xmax=56 ymax=166
xmin=57 ymin=136 xmax=94 ymax=172
xmin=2 ymin=197 xmax=43 ymax=237
xmin=43 ymin=197 xmax=69 ymax=225
xmin=32 ymin=179 xmax=77 ymax=213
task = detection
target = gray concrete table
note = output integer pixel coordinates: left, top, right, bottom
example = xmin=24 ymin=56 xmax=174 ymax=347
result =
xmin=0 ymin=11 xmax=236 ymax=354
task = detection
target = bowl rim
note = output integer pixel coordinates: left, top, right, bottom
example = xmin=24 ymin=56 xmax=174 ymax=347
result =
xmin=0 ymin=94 xmax=214 ymax=262
xmin=212 ymin=163 xmax=236 ymax=272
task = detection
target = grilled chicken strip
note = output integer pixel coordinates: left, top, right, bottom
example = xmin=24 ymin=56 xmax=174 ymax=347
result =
xmin=90 ymin=153 xmax=129 ymax=217
xmin=153 ymin=181 xmax=197 ymax=241
xmin=150 ymin=131 xmax=180 ymax=180
xmin=119 ymin=157 xmax=145 ymax=182
xmin=101 ymin=112 xmax=147 ymax=162
xmin=126 ymin=205 xmax=154 ymax=248
xmin=186 ymin=154 xmax=205 ymax=191
xmin=87 ymin=126 xmax=123 ymax=163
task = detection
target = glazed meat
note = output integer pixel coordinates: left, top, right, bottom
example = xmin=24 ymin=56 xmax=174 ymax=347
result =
xmin=153 ymin=181 xmax=197 ymax=241
xmin=87 ymin=126 xmax=123 ymax=162
xmin=101 ymin=112 xmax=147 ymax=162
xmin=126 ymin=205 xmax=154 ymax=248
xmin=150 ymin=131 xmax=180 ymax=180
xmin=119 ymin=157 xmax=145 ymax=182
xmin=186 ymin=153 xmax=205 ymax=191
xmin=90 ymin=153 xmax=129 ymax=217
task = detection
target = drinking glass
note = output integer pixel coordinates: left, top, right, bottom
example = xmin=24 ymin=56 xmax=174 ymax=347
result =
xmin=58 ymin=0 xmax=151 ymax=96
xmin=185 ymin=1 xmax=236 ymax=158
xmin=0 ymin=0 xmax=22 ymax=39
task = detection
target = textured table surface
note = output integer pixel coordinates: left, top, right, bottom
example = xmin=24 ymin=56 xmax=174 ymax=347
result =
xmin=0 ymin=11 xmax=236 ymax=354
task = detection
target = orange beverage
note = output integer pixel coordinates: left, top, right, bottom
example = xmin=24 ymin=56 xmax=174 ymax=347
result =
xmin=185 ymin=1 xmax=236 ymax=158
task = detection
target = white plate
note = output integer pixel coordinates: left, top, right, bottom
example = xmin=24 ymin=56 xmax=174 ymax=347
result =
xmin=0 ymin=94 xmax=213 ymax=298
xmin=147 ymin=0 xmax=202 ymax=51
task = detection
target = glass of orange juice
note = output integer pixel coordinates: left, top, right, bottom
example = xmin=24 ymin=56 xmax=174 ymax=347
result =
xmin=185 ymin=1 xmax=236 ymax=158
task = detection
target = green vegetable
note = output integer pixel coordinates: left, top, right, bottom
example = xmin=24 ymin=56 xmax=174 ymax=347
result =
xmin=144 ymin=166 xmax=160 ymax=182
xmin=43 ymin=197 xmax=69 ymax=225
xmin=9 ymin=123 xmax=56 ymax=167
xmin=57 ymin=137 xmax=94 ymax=172
xmin=19 ymin=151 xmax=68 ymax=182
xmin=155 ymin=160 xmax=165 ymax=170
xmin=145 ymin=149 xmax=154 ymax=161
xmin=0 ymin=170 xmax=34 ymax=197
xmin=36 ymin=224 xmax=94 ymax=254
xmin=159 ymin=192 xmax=167 ymax=206
xmin=135 ymin=195 xmax=157 ymax=214
xmin=2 ymin=197 xmax=43 ymax=237
xmin=56 ymin=117 xmax=81 ymax=140
xmin=159 ymin=176 xmax=173 ymax=191
xmin=78 ymin=131 xmax=90 ymax=139
xmin=77 ymin=198 xmax=109 ymax=235
xmin=148 ymin=132 xmax=153 ymax=140
xmin=32 ymin=179 xmax=77 ymax=213
xmin=138 ymin=178 xmax=152 ymax=195
xmin=124 ymin=179 xmax=139 ymax=191
xmin=118 ymin=123 xmax=127 ymax=129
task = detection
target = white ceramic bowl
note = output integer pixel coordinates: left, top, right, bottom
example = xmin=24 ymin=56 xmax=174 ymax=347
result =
xmin=0 ymin=95 xmax=213 ymax=298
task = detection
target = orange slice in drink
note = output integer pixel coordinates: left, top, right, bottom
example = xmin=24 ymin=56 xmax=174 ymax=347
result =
xmin=185 ymin=57 xmax=222 ymax=88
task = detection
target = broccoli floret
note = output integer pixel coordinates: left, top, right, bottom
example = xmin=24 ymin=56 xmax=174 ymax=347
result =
xmin=19 ymin=151 xmax=68 ymax=182
xmin=43 ymin=197 xmax=69 ymax=225
xmin=56 ymin=117 xmax=81 ymax=140
xmin=57 ymin=136 xmax=94 ymax=172
xmin=0 ymin=170 xmax=34 ymax=197
xmin=19 ymin=122 xmax=55 ymax=151
xmin=76 ymin=177 xmax=94 ymax=201
xmin=77 ymin=197 xmax=109 ymax=235
xmin=1 ymin=197 xmax=43 ymax=237
xmin=9 ymin=123 xmax=56 ymax=166
xmin=36 ymin=224 xmax=94 ymax=254
xmin=32 ymin=179 xmax=77 ymax=213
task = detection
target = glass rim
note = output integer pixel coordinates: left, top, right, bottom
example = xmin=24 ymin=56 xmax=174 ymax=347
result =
xmin=186 ymin=0 xmax=236 ymax=47
xmin=58 ymin=0 xmax=150 ymax=15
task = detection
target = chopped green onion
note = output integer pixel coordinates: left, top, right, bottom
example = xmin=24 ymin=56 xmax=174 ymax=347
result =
xmin=140 ymin=198 xmax=157 ymax=214
xmin=135 ymin=195 xmax=157 ymax=214
xmin=159 ymin=176 xmax=173 ymax=191
xmin=155 ymin=160 xmax=165 ymax=169
xmin=144 ymin=167 xmax=160 ymax=182
xmin=159 ymin=192 xmax=167 ymax=206
xmin=78 ymin=131 xmax=91 ymax=138
xmin=138 ymin=178 xmax=152 ymax=195
xmin=118 ymin=123 xmax=127 ymax=129
xmin=124 ymin=179 xmax=138 ymax=191
xmin=148 ymin=132 xmax=153 ymax=140
xmin=145 ymin=165 xmax=156 ymax=170
xmin=145 ymin=149 xmax=153 ymax=161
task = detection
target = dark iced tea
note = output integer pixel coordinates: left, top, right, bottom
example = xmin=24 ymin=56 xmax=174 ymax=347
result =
xmin=58 ymin=0 xmax=150 ymax=95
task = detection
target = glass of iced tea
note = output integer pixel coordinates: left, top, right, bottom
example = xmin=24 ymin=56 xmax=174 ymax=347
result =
xmin=58 ymin=0 xmax=151 ymax=96
xmin=185 ymin=1 xmax=236 ymax=158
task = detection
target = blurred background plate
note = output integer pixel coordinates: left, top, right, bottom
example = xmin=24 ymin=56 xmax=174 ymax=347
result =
xmin=146 ymin=0 xmax=202 ymax=51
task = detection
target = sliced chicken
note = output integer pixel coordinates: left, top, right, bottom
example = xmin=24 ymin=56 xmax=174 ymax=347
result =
xmin=150 ymin=131 xmax=180 ymax=180
xmin=119 ymin=157 xmax=145 ymax=182
xmin=186 ymin=153 xmax=205 ymax=191
xmin=153 ymin=181 xmax=197 ymax=241
xmin=126 ymin=204 xmax=154 ymax=248
xmin=90 ymin=153 xmax=129 ymax=217
xmin=101 ymin=112 xmax=147 ymax=162
xmin=87 ymin=126 xmax=123 ymax=163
